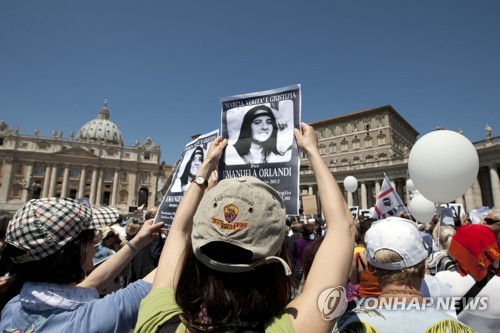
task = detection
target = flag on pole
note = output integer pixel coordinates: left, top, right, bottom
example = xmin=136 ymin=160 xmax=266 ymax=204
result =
xmin=370 ymin=174 xmax=406 ymax=219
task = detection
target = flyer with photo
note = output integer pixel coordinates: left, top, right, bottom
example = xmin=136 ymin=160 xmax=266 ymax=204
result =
xmin=219 ymin=84 xmax=301 ymax=214
xmin=155 ymin=129 xmax=219 ymax=229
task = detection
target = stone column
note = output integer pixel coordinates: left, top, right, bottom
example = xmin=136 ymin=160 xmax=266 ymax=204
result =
xmin=128 ymin=171 xmax=137 ymax=206
xmin=464 ymin=187 xmax=475 ymax=212
xmin=308 ymin=185 xmax=313 ymax=195
xmin=78 ymin=168 xmax=87 ymax=198
xmin=0 ymin=158 xmax=14 ymax=202
xmin=471 ymin=178 xmax=483 ymax=209
xmin=61 ymin=165 xmax=70 ymax=198
xmin=42 ymin=164 xmax=51 ymax=198
xmin=49 ymin=165 xmax=58 ymax=197
xmin=361 ymin=182 xmax=367 ymax=209
xmin=90 ymin=168 xmax=98 ymax=205
xmin=490 ymin=165 xmax=500 ymax=209
xmin=111 ymin=169 xmax=119 ymax=206
xmin=347 ymin=191 xmax=353 ymax=207
xmin=375 ymin=180 xmax=381 ymax=198
xmin=95 ymin=169 xmax=104 ymax=206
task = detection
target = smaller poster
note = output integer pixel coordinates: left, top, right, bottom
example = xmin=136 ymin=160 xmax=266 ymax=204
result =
xmin=155 ymin=129 xmax=219 ymax=229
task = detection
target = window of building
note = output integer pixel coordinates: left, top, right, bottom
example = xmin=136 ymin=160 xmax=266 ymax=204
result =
xmin=104 ymin=170 xmax=113 ymax=181
xmin=121 ymin=172 xmax=128 ymax=182
xmin=353 ymin=156 xmax=361 ymax=164
xmin=341 ymin=139 xmax=348 ymax=151
xmin=144 ymin=152 xmax=151 ymax=160
xmin=317 ymin=131 xmax=322 ymax=139
xmin=364 ymin=137 xmax=373 ymax=148
xmin=341 ymin=125 xmax=347 ymax=135
xmin=70 ymin=167 xmax=80 ymax=179
xmin=377 ymin=117 xmax=384 ymax=127
xmin=107 ymin=149 xmax=116 ymax=157
xmin=377 ymin=135 xmax=386 ymax=145
xmin=352 ymin=123 xmax=358 ymax=132
xmin=124 ymin=153 xmax=130 ymax=158
xmin=329 ymin=142 xmax=336 ymax=153
xmin=379 ymin=153 xmax=387 ymax=161
xmin=119 ymin=190 xmax=128 ymax=204
xmin=16 ymin=164 xmax=24 ymax=175
xmin=33 ymin=165 xmax=46 ymax=176
xmin=319 ymin=144 xmax=326 ymax=155
xmin=341 ymin=158 xmax=349 ymax=166
xmin=140 ymin=173 xmax=150 ymax=184
xmin=365 ymin=155 xmax=374 ymax=164
xmin=352 ymin=135 xmax=360 ymax=150
xmin=20 ymin=142 xmax=28 ymax=148
xmin=0 ymin=138 xmax=3 ymax=146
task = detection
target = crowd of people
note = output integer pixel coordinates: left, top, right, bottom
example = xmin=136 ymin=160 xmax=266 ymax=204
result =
xmin=0 ymin=122 xmax=498 ymax=332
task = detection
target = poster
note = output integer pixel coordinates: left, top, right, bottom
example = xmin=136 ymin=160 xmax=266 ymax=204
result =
xmin=218 ymin=84 xmax=301 ymax=214
xmin=155 ymin=129 xmax=219 ymax=229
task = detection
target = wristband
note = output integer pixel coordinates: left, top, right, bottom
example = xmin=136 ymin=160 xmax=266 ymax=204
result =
xmin=126 ymin=241 xmax=138 ymax=252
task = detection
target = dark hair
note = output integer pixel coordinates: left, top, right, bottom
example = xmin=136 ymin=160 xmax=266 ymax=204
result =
xmin=233 ymin=106 xmax=280 ymax=158
xmin=4 ymin=229 xmax=95 ymax=284
xmin=300 ymin=223 xmax=316 ymax=237
xmin=175 ymin=239 xmax=293 ymax=329
xmin=0 ymin=211 xmax=13 ymax=242
xmin=301 ymin=236 xmax=324 ymax=280
xmin=180 ymin=146 xmax=204 ymax=186
xmin=356 ymin=218 xmax=375 ymax=244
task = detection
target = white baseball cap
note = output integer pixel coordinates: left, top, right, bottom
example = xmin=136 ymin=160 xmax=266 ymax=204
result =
xmin=365 ymin=217 xmax=429 ymax=270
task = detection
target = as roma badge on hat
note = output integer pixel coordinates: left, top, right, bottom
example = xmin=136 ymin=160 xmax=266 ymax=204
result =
xmin=224 ymin=204 xmax=239 ymax=223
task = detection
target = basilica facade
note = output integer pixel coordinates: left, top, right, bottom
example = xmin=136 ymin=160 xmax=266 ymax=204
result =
xmin=0 ymin=103 xmax=171 ymax=214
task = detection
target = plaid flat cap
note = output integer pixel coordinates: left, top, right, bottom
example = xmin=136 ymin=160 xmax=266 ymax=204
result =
xmin=6 ymin=197 xmax=118 ymax=263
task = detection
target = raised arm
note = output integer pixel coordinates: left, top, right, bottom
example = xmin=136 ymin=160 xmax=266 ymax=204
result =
xmin=287 ymin=123 xmax=355 ymax=333
xmin=78 ymin=219 xmax=164 ymax=289
xmin=152 ymin=137 xmax=227 ymax=290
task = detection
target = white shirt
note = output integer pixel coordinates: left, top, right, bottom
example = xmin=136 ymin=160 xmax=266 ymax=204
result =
xmin=422 ymin=269 xmax=500 ymax=333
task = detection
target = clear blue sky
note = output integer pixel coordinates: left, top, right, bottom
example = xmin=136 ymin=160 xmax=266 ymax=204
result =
xmin=1 ymin=1 xmax=499 ymax=164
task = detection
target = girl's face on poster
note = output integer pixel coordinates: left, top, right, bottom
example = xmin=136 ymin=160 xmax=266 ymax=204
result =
xmin=251 ymin=115 xmax=273 ymax=143
xmin=190 ymin=153 xmax=203 ymax=176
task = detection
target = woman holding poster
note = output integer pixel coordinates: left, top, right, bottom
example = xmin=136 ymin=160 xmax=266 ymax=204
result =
xmin=225 ymin=105 xmax=291 ymax=165
xmin=135 ymin=123 xmax=355 ymax=333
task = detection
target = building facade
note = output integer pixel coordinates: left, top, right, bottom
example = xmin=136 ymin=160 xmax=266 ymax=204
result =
xmin=299 ymin=105 xmax=500 ymax=213
xmin=0 ymin=103 xmax=171 ymax=214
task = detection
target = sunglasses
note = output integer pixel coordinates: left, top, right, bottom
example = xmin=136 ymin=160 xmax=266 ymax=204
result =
xmin=484 ymin=218 xmax=500 ymax=225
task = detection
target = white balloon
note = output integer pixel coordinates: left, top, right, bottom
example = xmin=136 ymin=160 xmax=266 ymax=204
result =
xmin=343 ymin=176 xmax=358 ymax=193
xmin=409 ymin=194 xmax=436 ymax=224
xmin=408 ymin=130 xmax=479 ymax=203
xmin=406 ymin=179 xmax=416 ymax=192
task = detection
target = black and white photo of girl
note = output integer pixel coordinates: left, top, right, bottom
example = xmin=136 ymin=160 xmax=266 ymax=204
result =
xmin=224 ymin=101 xmax=294 ymax=165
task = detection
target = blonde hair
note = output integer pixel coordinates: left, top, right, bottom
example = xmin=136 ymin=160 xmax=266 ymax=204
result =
xmin=371 ymin=249 xmax=425 ymax=287
xmin=438 ymin=226 xmax=456 ymax=250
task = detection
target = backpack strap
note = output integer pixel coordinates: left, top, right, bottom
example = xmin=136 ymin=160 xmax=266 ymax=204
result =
xmin=158 ymin=314 xmax=182 ymax=333
xmin=455 ymin=270 xmax=494 ymax=316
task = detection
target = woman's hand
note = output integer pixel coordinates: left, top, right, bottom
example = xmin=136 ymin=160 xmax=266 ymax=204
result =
xmin=203 ymin=137 xmax=228 ymax=171
xmin=131 ymin=219 xmax=164 ymax=249
xmin=294 ymin=122 xmax=319 ymax=156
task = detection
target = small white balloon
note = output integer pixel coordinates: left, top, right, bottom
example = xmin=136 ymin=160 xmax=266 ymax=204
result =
xmin=406 ymin=179 xmax=416 ymax=192
xmin=343 ymin=176 xmax=358 ymax=193
xmin=409 ymin=194 xmax=436 ymax=224
xmin=408 ymin=130 xmax=479 ymax=203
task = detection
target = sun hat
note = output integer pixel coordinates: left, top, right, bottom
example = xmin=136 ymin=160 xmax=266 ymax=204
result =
xmin=364 ymin=217 xmax=429 ymax=270
xmin=6 ymin=197 xmax=119 ymax=263
xmin=192 ymin=176 xmax=291 ymax=275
